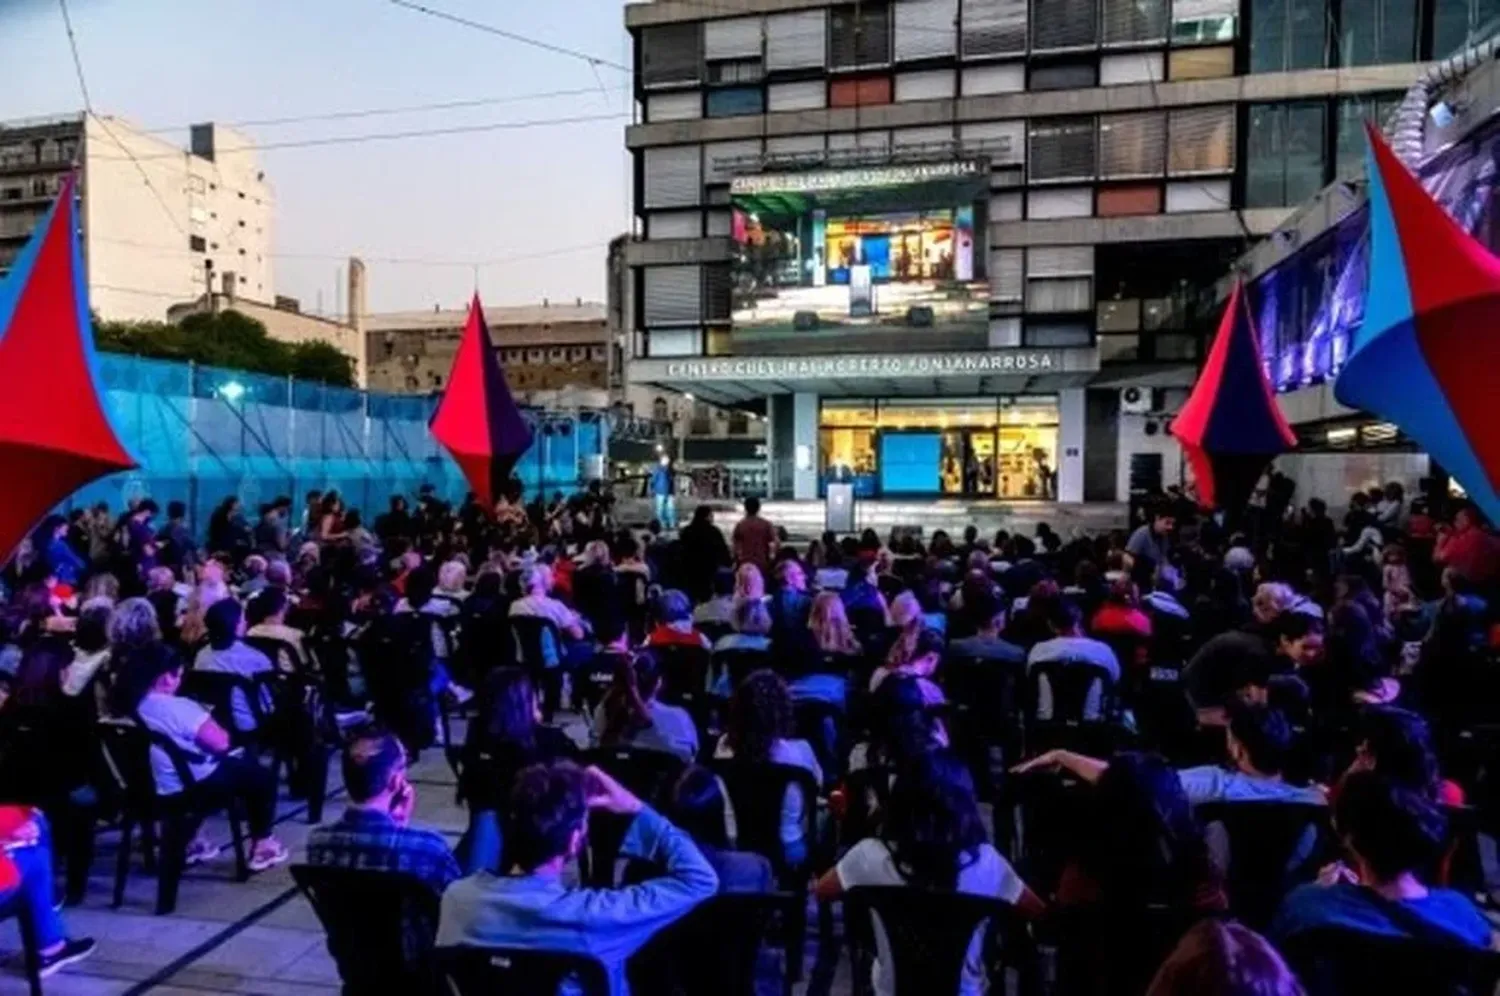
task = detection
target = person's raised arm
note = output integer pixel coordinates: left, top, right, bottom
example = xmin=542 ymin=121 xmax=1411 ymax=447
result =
xmin=1010 ymin=748 xmax=1109 ymax=783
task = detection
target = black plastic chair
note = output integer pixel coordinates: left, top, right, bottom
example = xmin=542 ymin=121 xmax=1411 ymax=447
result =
xmin=714 ymin=648 xmax=772 ymax=691
xmin=580 ymin=746 xmax=688 ymax=886
xmin=843 ymin=885 xmax=1030 ymax=996
xmin=244 ymin=633 xmax=306 ymax=673
xmin=179 ymin=669 xmax=274 ymax=751
xmin=1196 ymin=801 xmax=1328 ymax=928
xmin=793 ymin=699 xmax=846 ymax=787
xmin=96 ymin=719 xmax=250 ymax=914
xmin=709 ymin=759 xmax=822 ymax=982
xmin=438 ymin=945 xmax=609 ymax=996
xmin=1023 ymin=658 xmax=1123 ymax=756
xmin=632 ymin=891 xmax=798 ymax=996
xmin=510 ymin=616 xmax=567 ymax=717
xmin=291 ymin=863 xmax=441 ymax=995
xmin=1281 ymin=927 xmax=1500 ymax=996
xmin=1052 ymin=903 xmax=1212 ymax=996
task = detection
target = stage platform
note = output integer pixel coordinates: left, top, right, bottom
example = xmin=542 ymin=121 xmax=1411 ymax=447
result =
xmin=619 ymin=497 xmax=1130 ymax=541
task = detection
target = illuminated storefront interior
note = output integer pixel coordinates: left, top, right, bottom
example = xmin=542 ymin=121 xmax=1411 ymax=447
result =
xmin=819 ymin=397 xmax=1060 ymax=498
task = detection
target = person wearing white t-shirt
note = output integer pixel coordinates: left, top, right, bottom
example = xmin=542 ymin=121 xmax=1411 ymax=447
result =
xmin=815 ymin=752 xmax=1044 ymax=996
xmin=116 ymin=642 xmax=289 ymax=872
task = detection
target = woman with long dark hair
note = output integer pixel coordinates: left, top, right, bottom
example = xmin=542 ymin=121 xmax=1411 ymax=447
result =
xmin=815 ymin=752 xmax=1044 ymax=996
xmin=591 ymin=648 xmax=698 ymax=762
xmin=715 ymin=669 xmax=822 ymax=865
xmin=456 ymin=667 xmax=575 ymax=873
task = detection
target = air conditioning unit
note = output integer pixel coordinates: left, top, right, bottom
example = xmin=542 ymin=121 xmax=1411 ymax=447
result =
xmin=1120 ymin=386 xmax=1153 ymax=415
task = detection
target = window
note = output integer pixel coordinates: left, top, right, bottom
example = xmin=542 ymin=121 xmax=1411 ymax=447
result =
xmin=643 ymin=265 xmax=703 ymax=327
xmin=961 ymin=0 xmax=1027 ymax=56
xmin=641 ymin=23 xmax=702 ymax=86
xmin=894 ymin=0 xmax=958 ymax=61
xmin=1167 ymin=105 xmax=1235 ymax=173
xmin=830 ymin=75 xmax=893 ymax=106
xmin=1032 ymin=0 xmax=1097 ymax=50
xmin=1250 ymin=0 xmax=1329 ymax=73
xmin=1030 ymin=61 xmax=1098 ymax=90
xmin=642 ymin=146 xmax=703 ymax=209
xmin=707 ymin=58 xmax=764 ymax=84
xmin=1026 ymin=277 xmax=1093 ymax=312
xmin=706 ymin=86 xmax=764 ymax=117
xmin=1335 ymin=93 xmax=1402 ymax=175
xmin=1102 ymin=0 xmax=1167 ymax=44
xmin=1099 ymin=112 xmax=1165 ymax=178
xmin=189 ymin=235 xmax=207 ymax=252
xmin=1169 ymin=45 xmax=1234 ymax=77
xmin=830 ymin=2 xmax=891 ymax=67
xmin=1028 ymin=118 xmax=1096 ymax=182
xmin=1246 ymin=101 xmax=1328 ymax=208
xmin=1172 ymin=0 xmax=1237 ymax=44
xmin=1339 ymin=0 xmax=1416 ymax=65
xmin=1433 ymin=0 xmax=1500 ymax=58
xmin=766 ymin=10 xmax=826 ymax=69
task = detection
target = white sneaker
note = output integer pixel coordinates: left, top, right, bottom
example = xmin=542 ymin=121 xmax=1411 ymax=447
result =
xmin=449 ymin=683 xmax=474 ymax=706
xmin=247 ymin=841 xmax=290 ymax=873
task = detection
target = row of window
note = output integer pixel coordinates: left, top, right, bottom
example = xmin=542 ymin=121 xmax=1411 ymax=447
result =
xmin=0 ymin=136 xmax=78 ymax=170
xmin=648 ymin=47 xmax=1236 ymax=122
xmin=496 ymin=345 xmax=609 ymax=366
xmin=641 ymin=0 xmax=1497 ymax=91
xmin=640 ymin=0 xmax=1241 ymax=88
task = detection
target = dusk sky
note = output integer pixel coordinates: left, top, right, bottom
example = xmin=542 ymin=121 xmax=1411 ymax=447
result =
xmin=0 ymin=0 xmax=636 ymax=314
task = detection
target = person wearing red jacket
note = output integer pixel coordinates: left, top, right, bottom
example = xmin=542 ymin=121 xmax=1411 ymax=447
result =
xmin=0 ymin=806 xmax=95 ymax=977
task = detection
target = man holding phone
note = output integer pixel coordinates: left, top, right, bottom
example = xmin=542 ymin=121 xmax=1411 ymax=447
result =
xmin=438 ymin=760 xmax=718 ymax=995
xmin=306 ymin=728 xmax=461 ymax=901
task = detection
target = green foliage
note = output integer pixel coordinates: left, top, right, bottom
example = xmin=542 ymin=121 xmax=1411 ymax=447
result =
xmin=94 ymin=309 xmax=355 ymax=387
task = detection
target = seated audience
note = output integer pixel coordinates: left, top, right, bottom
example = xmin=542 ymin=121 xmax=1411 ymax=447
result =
xmin=62 ymin=597 xmax=113 ymax=698
xmin=1027 ymin=599 xmax=1120 ymax=720
xmin=1344 ymin=705 xmax=1465 ymax=806
xmin=457 ymin=668 xmax=576 ymax=873
xmin=1271 ymin=771 xmax=1492 ymax=948
xmin=592 ymin=649 xmax=699 ymax=763
xmin=1092 ymin=578 xmax=1154 ymax=640
xmin=306 ymin=727 xmax=460 ymax=897
xmin=692 ymin=567 xmax=737 ymax=628
xmin=947 ymin=588 xmax=1025 ymax=665
xmin=788 ymin=592 xmax=860 ymax=706
xmin=715 ymin=669 xmax=822 ymax=866
xmin=816 ymin=751 xmax=1044 ymax=996
xmin=114 ymin=642 xmax=288 ymax=871
xmin=244 ymin=585 xmax=307 ymax=670
xmin=850 ymin=674 xmax=948 ymax=773
xmin=0 ymin=807 xmax=95 ymax=977
xmin=645 ymin=589 xmax=711 ymax=651
xmin=193 ymin=598 xmax=274 ymax=733
xmin=1147 ymin=920 xmax=1306 ymax=996
xmin=436 ymin=761 xmax=718 ymax=994
xmin=715 ymin=597 xmax=772 ymax=654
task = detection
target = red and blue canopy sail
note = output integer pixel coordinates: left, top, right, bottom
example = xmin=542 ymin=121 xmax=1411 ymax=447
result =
xmin=1335 ymin=125 xmax=1500 ymax=525
xmin=1170 ymin=279 xmax=1297 ymax=511
xmin=429 ymin=295 xmax=534 ymax=508
xmin=0 ymin=173 xmax=136 ymax=563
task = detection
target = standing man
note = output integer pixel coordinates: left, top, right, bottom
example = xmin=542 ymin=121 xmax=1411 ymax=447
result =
xmin=651 ymin=454 xmax=677 ymax=530
xmin=1125 ymin=505 xmax=1176 ymax=578
xmin=732 ymin=495 xmax=778 ymax=577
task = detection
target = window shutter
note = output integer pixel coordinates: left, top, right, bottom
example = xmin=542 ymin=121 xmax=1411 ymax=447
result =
xmin=766 ymin=10 xmax=826 ymax=70
xmin=642 ymin=146 xmax=702 ymax=209
xmin=643 ymin=266 xmax=703 ymax=327
xmin=960 ymin=120 xmax=1025 ymax=165
xmin=961 ymin=0 xmax=1027 ymax=56
xmin=704 ymin=17 xmax=763 ymax=60
xmin=1031 ymin=0 xmax=1097 ymax=50
xmin=1098 ymin=111 xmax=1166 ymax=179
xmin=990 ymin=249 xmax=1024 ymax=301
xmin=1167 ymin=105 xmax=1235 ymax=174
xmin=1028 ymin=118 xmax=1096 ymax=181
xmin=894 ymin=0 xmax=958 ymax=61
xmin=703 ymin=140 xmax=762 ymax=185
xmin=641 ymin=24 xmax=701 ymax=86
xmin=1102 ymin=0 xmax=1166 ymax=45
xmin=1026 ymin=246 xmax=1094 ymax=277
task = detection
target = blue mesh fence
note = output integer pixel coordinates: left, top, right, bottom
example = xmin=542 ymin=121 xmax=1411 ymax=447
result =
xmin=62 ymin=354 xmax=606 ymax=528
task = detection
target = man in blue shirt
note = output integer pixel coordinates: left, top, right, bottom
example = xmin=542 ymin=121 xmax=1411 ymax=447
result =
xmin=650 ymin=455 xmax=677 ymax=530
xmin=438 ymin=761 xmax=718 ymax=995
xmin=1271 ymin=771 xmax=1493 ymax=949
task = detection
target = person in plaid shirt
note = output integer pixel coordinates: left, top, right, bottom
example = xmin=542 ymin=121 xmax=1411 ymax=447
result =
xmin=306 ymin=727 xmax=460 ymax=896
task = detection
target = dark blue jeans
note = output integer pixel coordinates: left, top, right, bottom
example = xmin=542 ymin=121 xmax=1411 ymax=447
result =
xmin=0 ymin=812 xmax=65 ymax=949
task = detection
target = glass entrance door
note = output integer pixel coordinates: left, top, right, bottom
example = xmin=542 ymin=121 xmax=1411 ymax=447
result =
xmin=941 ymin=430 xmax=999 ymax=497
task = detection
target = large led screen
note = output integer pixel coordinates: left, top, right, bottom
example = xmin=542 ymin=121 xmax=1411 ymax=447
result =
xmin=731 ymin=162 xmax=990 ymax=342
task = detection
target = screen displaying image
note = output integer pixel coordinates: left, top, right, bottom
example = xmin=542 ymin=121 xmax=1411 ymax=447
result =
xmin=731 ymin=163 xmax=990 ymax=345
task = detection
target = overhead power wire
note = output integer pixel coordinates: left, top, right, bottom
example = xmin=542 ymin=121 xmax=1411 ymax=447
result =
xmin=387 ymin=0 xmax=630 ymax=72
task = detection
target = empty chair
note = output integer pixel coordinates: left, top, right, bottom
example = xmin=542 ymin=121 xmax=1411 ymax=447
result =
xmin=1196 ymin=802 xmax=1328 ymax=928
xmin=438 ymin=945 xmax=609 ymax=996
xmin=843 ymin=885 xmax=1030 ymax=996
xmin=291 ymin=864 xmax=441 ymax=995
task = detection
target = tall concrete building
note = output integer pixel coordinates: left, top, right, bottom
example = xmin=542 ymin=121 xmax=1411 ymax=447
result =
xmin=0 ymin=114 xmax=275 ymax=323
xmin=620 ymin=0 xmax=1482 ymax=504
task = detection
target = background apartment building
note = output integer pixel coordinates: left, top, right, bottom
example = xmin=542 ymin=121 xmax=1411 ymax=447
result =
xmin=0 ymin=114 xmax=275 ymax=323
xmin=620 ymin=0 xmax=1489 ymax=503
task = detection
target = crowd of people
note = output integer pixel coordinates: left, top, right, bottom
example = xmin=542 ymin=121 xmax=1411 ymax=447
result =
xmin=0 ymin=475 xmax=1497 ymax=994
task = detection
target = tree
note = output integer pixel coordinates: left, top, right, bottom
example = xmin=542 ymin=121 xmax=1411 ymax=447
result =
xmin=94 ymin=309 xmax=355 ymax=388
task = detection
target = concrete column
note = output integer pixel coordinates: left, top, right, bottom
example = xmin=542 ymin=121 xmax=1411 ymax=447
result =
xmin=1057 ymin=388 xmax=1085 ymax=503
xmin=793 ymin=391 xmax=819 ymax=500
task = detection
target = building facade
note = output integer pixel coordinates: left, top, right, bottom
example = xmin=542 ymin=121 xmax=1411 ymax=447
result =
xmin=0 ymin=114 xmax=275 ymax=323
xmin=621 ymin=0 xmax=1484 ymax=503
xmin=365 ymin=301 xmax=611 ymax=403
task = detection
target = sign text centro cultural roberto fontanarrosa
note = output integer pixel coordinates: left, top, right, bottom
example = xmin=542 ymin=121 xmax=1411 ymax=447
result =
xmin=662 ymin=351 xmax=1062 ymax=381
xmin=729 ymin=161 xmax=987 ymax=197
